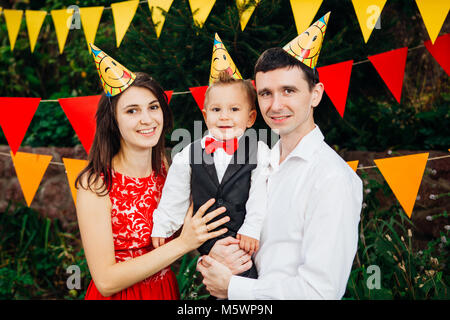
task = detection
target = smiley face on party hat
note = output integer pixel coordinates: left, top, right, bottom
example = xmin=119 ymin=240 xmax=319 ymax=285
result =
xmin=89 ymin=43 xmax=136 ymax=97
xmin=283 ymin=12 xmax=330 ymax=69
xmin=209 ymin=33 xmax=242 ymax=85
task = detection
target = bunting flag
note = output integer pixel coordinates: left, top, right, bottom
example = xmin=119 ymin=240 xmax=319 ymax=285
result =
xmin=0 ymin=97 xmax=41 ymax=155
xmin=317 ymin=60 xmax=353 ymax=118
xmin=4 ymin=9 xmax=23 ymax=51
xmin=111 ymin=0 xmax=139 ymax=47
xmin=374 ymin=153 xmax=429 ymax=218
xmin=351 ymin=0 xmax=387 ymax=43
xmin=347 ymin=160 xmax=359 ymax=172
xmin=50 ymin=8 xmax=74 ymax=54
xmin=58 ymin=95 xmax=101 ymax=154
xmin=79 ymin=6 xmax=104 ymax=50
xmin=188 ymin=0 xmax=216 ymax=28
xmin=165 ymin=90 xmax=173 ymax=104
xmin=236 ymin=0 xmax=260 ymax=31
xmin=415 ymin=0 xmax=450 ymax=44
xmin=148 ymin=0 xmax=174 ymax=38
xmin=25 ymin=10 xmax=47 ymax=53
xmin=10 ymin=151 xmax=52 ymax=207
xmin=62 ymin=158 xmax=88 ymax=205
xmin=424 ymin=33 xmax=450 ymax=76
xmin=289 ymin=0 xmax=323 ymax=35
xmin=189 ymin=85 xmax=208 ymax=111
xmin=368 ymin=47 xmax=408 ymax=103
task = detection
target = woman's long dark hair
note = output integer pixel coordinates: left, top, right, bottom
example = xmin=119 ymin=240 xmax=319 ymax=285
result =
xmin=75 ymin=72 xmax=173 ymax=196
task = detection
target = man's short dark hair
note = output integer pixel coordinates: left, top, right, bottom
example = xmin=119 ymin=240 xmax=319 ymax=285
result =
xmin=254 ymin=47 xmax=320 ymax=91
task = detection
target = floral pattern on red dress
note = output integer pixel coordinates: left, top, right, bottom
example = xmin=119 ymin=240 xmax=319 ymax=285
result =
xmin=85 ymin=163 xmax=180 ymax=299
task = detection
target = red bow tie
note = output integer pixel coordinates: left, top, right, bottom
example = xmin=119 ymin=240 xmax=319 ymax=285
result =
xmin=204 ymin=137 xmax=239 ymax=155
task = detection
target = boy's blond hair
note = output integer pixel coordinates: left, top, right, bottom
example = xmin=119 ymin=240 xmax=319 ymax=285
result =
xmin=204 ymin=71 xmax=256 ymax=110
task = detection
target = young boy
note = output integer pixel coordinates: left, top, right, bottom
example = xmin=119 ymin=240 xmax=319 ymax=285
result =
xmin=151 ymin=71 xmax=270 ymax=279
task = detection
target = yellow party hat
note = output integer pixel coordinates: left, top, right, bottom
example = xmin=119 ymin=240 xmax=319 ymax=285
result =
xmin=89 ymin=43 xmax=136 ymax=96
xmin=283 ymin=12 xmax=330 ymax=69
xmin=209 ymin=33 xmax=242 ymax=85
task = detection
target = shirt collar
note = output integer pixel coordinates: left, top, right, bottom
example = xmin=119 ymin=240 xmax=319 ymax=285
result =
xmin=269 ymin=125 xmax=324 ymax=169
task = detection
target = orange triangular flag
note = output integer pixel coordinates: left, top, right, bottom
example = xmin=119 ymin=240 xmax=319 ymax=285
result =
xmin=347 ymin=160 xmax=359 ymax=172
xmin=10 ymin=151 xmax=52 ymax=207
xmin=374 ymin=153 xmax=429 ymax=218
xmin=62 ymin=158 xmax=88 ymax=205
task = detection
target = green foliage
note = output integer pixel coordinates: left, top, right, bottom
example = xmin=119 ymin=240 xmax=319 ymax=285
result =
xmin=176 ymin=253 xmax=209 ymax=300
xmin=344 ymin=172 xmax=449 ymax=299
xmin=0 ymin=204 xmax=90 ymax=299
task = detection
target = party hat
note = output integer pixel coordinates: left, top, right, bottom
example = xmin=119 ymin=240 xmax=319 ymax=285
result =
xmin=283 ymin=12 xmax=330 ymax=69
xmin=209 ymin=33 xmax=242 ymax=85
xmin=89 ymin=43 xmax=136 ymax=97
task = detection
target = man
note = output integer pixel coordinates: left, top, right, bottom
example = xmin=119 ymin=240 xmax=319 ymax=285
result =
xmin=196 ymin=13 xmax=363 ymax=300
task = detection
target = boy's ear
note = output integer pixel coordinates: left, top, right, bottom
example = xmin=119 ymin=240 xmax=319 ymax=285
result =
xmin=247 ymin=109 xmax=257 ymax=128
xmin=201 ymin=107 xmax=208 ymax=121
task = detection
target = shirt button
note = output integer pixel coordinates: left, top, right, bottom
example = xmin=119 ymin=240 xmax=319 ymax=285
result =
xmin=217 ymin=199 xmax=224 ymax=205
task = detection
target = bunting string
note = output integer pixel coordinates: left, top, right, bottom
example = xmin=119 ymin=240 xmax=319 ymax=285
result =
xmin=0 ymin=151 xmax=448 ymax=170
xmin=24 ymin=43 xmax=428 ymax=104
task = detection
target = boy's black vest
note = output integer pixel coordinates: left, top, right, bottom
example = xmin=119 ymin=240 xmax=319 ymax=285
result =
xmin=190 ymin=134 xmax=258 ymax=278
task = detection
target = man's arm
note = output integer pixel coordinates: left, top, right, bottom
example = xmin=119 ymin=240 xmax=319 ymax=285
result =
xmin=200 ymin=172 xmax=363 ymax=299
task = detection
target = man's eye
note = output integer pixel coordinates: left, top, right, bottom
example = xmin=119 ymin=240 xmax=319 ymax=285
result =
xmin=284 ymin=89 xmax=294 ymax=94
xmin=232 ymin=107 xmax=240 ymax=112
xmin=212 ymin=108 xmax=220 ymax=112
xmin=260 ymin=92 xmax=270 ymax=97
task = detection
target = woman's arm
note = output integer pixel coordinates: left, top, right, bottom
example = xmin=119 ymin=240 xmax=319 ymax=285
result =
xmin=76 ymin=177 xmax=229 ymax=297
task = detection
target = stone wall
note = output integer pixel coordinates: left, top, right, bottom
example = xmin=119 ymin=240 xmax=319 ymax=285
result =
xmin=0 ymin=145 xmax=448 ymax=240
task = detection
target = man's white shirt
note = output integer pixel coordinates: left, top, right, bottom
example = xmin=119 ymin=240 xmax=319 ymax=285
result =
xmin=151 ymin=134 xmax=270 ymax=240
xmin=228 ymin=125 xmax=363 ymax=300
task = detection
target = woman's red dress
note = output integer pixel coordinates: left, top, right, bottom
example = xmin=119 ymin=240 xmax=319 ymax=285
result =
xmin=84 ymin=166 xmax=180 ymax=300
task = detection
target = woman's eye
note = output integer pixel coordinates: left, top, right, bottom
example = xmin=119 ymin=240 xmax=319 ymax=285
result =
xmin=127 ymin=109 xmax=137 ymax=114
xmin=232 ymin=107 xmax=240 ymax=112
xmin=212 ymin=108 xmax=220 ymax=112
xmin=150 ymin=104 xmax=159 ymax=110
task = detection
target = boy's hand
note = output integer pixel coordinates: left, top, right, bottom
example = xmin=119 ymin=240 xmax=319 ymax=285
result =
xmin=151 ymin=237 xmax=166 ymax=248
xmin=236 ymin=234 xmax=259 ymax=255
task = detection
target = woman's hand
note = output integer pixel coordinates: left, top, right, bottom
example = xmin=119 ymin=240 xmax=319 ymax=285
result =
xmin=178 ymin=199 xmax=229 ymax=252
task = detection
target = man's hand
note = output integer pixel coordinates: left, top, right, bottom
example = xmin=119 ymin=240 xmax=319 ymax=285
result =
xmin=208 ymin=237 xmax=252 ymax=275
xmin=236 ymin=234 xmax=259 ymax=255
xmin=197 ymin=255 xmax=232 ymax=299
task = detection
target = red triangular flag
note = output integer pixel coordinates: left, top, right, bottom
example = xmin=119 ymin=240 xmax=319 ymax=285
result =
xmin=165 ymin=90 xmax=173 ymax=105
xmin=0 ymin=97 xmax=41 ymax=155
xmin=58 ymin=95 xmax=101 ymax=154
xmin=424 ymin=33 xmax=450 ymax=76
xmin=189 ymin=86 xmax=208 ymax=111
xmin=317 ymin=60 xmax=354 ymax=118
xmin=368 ymin=47 xmax=408 ymax=103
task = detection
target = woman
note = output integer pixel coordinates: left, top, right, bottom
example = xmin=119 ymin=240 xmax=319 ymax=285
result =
xmin=75 ymin=60 xmax=229 ymax=299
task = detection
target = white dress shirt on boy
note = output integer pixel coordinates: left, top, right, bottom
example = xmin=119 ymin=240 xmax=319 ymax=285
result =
xmin=151 ymin=134 xmax=270 ymax=241
xmin=227 ymin=125 xmax=363 ymax=300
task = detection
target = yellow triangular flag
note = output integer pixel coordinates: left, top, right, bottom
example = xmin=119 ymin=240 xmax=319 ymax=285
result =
xmin=80 ymin=6 xmax=104 ymax=50
xmin=374 ymin=153 xmax=429 ymax=218
xmin=188 ymin=0 xmax=216 ymax=28
xmin=51 ymin=8 xmax=74 ymax=54
xmin=4 ymin=9 xmax=24 ymax=51
xmin=236 ymin=0 xmax=260 ymax=31
xmin=111 ymin=0 xmax=139 ymax=48
xmin=10 ymin=151 xmax=52 ymax=207
xmin=415 ymin=0 xmax=450 ymax=44
xmin=289 ymin=0 xmax=323 ymax=35
xmin=148 ymin=0 xmax=174 ymax=38
xmin=352 ymin=0 xmax=387 ymax=43
xmin=347 ymin=160 xmax=359 ymax=172
xmin=62 ymin=158 xmax=88 ymax=205
xmin=25 ymin=10 xmax=47 ymax=53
